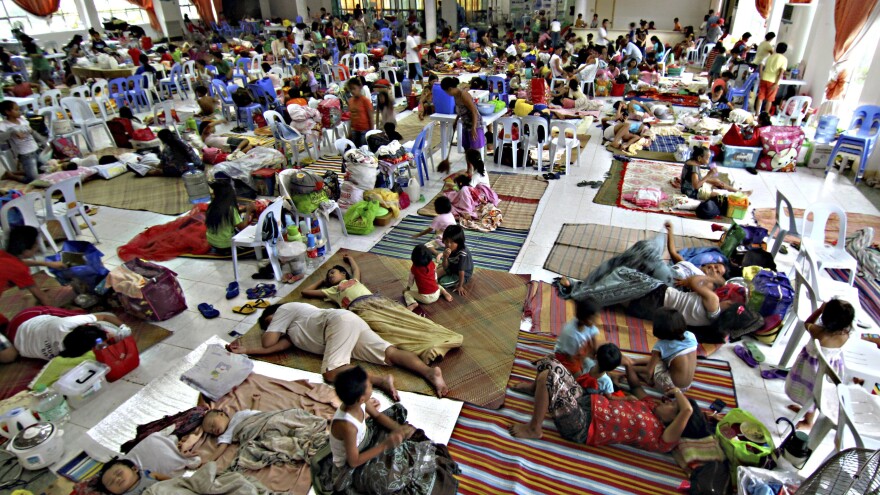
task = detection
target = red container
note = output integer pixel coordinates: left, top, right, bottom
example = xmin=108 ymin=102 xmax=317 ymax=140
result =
xmin=611 ymin=83 xmax=626 ymax=97
xmin=530 ymin=78 xmax=546 ymax=104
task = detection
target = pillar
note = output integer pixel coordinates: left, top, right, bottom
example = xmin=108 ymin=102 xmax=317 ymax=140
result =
xmin=765 ymin=0 xmax=786 ymax=37
xmin=574 ymin=0 xmax=587 ymax=24
xmin=800 ymin=0 xmax=835 ymax=103
xmin=442 ymin=0 xmax=457 ymax=32
xmin=295 ymin=0 xmax=308 ymax=21
xmin=76 ymin=0 xmax=101 ymax=32
xmin=782 ymin=1 xmax=819 ymax=65
xmin=425 ymin=0 xmax=437 ymax=41
xmin=259 ymin=0 xmax=272 ymax=19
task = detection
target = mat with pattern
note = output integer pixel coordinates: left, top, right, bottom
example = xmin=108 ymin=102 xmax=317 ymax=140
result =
xmin=753 ymin=208 xmax=880 ymax=248
xmin=522 ymin=281 xmax=721 ymax=357
xmin=828 ymin=268 xmax=880 ymax=326
xmin=0 ymin=273 xmax=173 ymax=400
xmin=447 ymin=331 xmax=737 ymax=495
xmin=82 ymin=173 xmax=190 ymax=216
xmin=237 ymin=249 xmax=528 ymax=409
xmin=369 ymin=215 xmax=528 ymax=272
xmin=544 ymin=223 xmax=715 ymax=280
xmin=418 ymin=173 xmax=549 ymax=231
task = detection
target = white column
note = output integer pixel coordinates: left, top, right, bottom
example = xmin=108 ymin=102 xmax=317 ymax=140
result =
xmin=296 ymin=0 xmax=308 ymax=21
xmin=574 ymin=0 xmax=587 ymax=23
xmin=442 ymin=0 xmax=457 ymax=32
xmin=765 ymin=0 xmax=786 ymax=37
xmin=76 ymin=0 xmax=101 ymax=31
xmin=782 ymin=2 xmax=819 ymax=65
xmin=425 ymin=0 xmax=437 ymax=41
xmin=800 ymin=0 xmax=835 ymax=103
xmin=259 ymin=0 xmax=272 ymax=19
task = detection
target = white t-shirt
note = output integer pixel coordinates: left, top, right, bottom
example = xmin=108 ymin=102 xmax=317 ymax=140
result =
xmin=471 ymin=172 xmax=491 ymax=188
xmin=293 ymin=27 xmax=305 ymax=46
xmin=15 ymin=314 xmax=98 ymax=360
xmin=663 ymin=287 xmax=717 ymax=327
xmin=549 ymin=54 xmax=563 ymax=77
xmin=597 ymin=26 xmax=608 ymax=45
xmin=670 ymin=261 xmax=705 ymax=282
xmin=406 ymin=35 xmax=420 ymax=63
xmin=0 ymin=120 xmax=38 ymax=155
xmin=551 ymin=20 xmax=561 ymax=32
xmin=217 ymin=409 xmax=261 ymax=444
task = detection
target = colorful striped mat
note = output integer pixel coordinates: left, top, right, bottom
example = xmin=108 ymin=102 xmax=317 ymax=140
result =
xmin=57 ymin=451 xmax=104 ymax=482
xmin=828 ymin=268 xmax=880 ymax=326
xmin=369 ymin=215 xmax=529 ymax=272
xmin=523 ymin=281 xmax=721 ymax=357
xmin=447 ymin=332 xmax=738 ymax=495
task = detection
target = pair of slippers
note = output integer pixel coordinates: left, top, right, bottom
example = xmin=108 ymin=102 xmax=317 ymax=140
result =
xmin=734 ymin=343 xmax=789 ymax=379
xmin=538 ymin=172 xmax=561 ymax=181
xmin=233 ymin=298 xmax=270 ymax=315
xmin=577 ymin=180 xmax=603 ymax=188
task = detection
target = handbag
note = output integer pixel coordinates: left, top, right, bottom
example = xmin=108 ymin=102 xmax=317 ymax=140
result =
xmin=94 ymin=335 xmax=139 ymax=382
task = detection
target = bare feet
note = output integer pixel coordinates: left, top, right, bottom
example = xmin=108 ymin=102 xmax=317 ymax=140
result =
xmin=510 ymin=380 xmax=536 ymax=395
xmin=379 ymin=375 xmax=400 ymax=402
xmin=442 ymin=290 xmax=453 ymax=302
xmin=558 ymin=276 xmax=571 ymax=288
xmin=509 ymin=422 xmax=543 ymax=439
xmin=429 ymin=367 xmax=448 ymax=397
xmin=406 ymin=303 xmax=418 ymax=311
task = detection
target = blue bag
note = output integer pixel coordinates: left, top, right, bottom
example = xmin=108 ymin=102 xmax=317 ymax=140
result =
xmin=748 ymin=270 xmax=794 ymax=318
xmin=0 ymin=190 xmax=24 ymax=226
xmin=45 ymin=241 xmax=110 ymax=291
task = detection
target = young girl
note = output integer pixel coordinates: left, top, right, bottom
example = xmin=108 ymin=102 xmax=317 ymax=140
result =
xmin=375 ymin=88 xmax=396 ymax=129
xmin=0 ymin=101 xmax=47 ymax=182
xmin=785 ymin=299 xmax=855 ymax=429
xmin=675 ymin=146 xmax=743 ymax=201
xmin=205 ymin=180 xmax=254 ymax=252
xmin=418 ymin=74 xmax=438 ymax=120
xmin=436 ymin=225 xmax=473 ymax=296
xmin=199 ymin=121 xmax=252 ymax=153
xmin=404 ymin=245 xmax=453 ymax=310
xmin=464 ymin=150 xmax=492 ymax=187
xmin=634 ymin=307 xmax=697 ymax=390
xmin=552 ymin=296 xmax=602 ymax=378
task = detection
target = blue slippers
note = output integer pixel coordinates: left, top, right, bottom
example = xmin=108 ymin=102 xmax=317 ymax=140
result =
xmin=198 ymin=303 xmax=220 ymax=319
xmin=226 ymin=282 xmax=240 ymax=299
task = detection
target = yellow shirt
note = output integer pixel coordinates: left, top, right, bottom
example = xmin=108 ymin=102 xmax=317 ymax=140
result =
xmin=754 ymin=41 xmax=774 ymax=66
xmin=322 ymin=279 xmax=372 ymax=309
xmin=761 ymin=53 xmax=788 ymax=83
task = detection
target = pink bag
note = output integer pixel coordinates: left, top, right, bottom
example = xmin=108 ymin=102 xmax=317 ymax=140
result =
xmin=113 ymin=259 xmax=187 ymax=321
xmin=757 ymin=126 xmax=804 ymax=172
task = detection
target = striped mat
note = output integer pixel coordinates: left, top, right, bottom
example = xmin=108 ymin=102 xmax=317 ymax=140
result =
xmin=369 ymin=215 xmax=529 ymax=272
xmin=523 ymin=281 xmax=721 ymax=357
xmin=448 ymin=332 xmax=738 ymax=495
xmin=58 ymin=451 xmax=103 ymax=482
xmin=828 ymin=268 xmax=880 ymax=326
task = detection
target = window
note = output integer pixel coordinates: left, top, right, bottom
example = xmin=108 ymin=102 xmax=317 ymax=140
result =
xmin=93 ymin=0 xmax=148 ymax=26
xmin=179 ymin=0 xmax=200 ymax=20
xmin=0 ymin=0 xmax=82 ymax=38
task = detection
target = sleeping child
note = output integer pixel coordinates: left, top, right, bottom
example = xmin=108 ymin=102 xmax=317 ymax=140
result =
xmin=97 ymin=459 xmax=169 ymax=495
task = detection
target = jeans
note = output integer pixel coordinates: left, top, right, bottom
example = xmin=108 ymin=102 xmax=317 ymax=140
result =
xmin=408 ymin=62 xmax=422 ymax=80
xmin=351 ymin=130 xmax=368 ymax=148
xmin=18 ymin=151 xmax=40 ymax=183
xmin=551 ymin=31 xmax=560 ymax=48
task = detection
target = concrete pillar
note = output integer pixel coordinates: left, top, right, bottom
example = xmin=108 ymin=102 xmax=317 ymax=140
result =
xmin=574 ymin=0 xmax=587 ymax=24
xmin=425 ymin=0 xmax=437 ymax=41
xmin=259 ymin=0 xmax=272 ymax=19
xmin=296 ymin=0 xmax=308 ymax=20
xmin=800 ymin=0 xmax=835 ymax=104
xmin=782 ymin=2 xmax=819 ymax=65
xmin=442 ymin=0 xmax=457 ymax=32
xmin=76 ymin=0 xmax=101 ymax=32
xmin=766 ymin=0 xmax=786 ymax=37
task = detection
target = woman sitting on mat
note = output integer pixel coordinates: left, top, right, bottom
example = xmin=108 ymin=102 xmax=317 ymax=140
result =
xmin=301 ymin=254 xmax=464 ymax=364
xmin=671 ymin=146 xmax=744 ymax=200
xmin=156 ymin=129 xmax=204 ymax=177
xmin=509 ymin=353 xmax=709 ymax=451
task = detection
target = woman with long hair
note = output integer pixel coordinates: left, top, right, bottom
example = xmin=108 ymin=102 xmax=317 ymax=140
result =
xmin=205 ymin=180 xmax=253 ymax=252
xmin=157 ymin=129 xmax=203 ymax=177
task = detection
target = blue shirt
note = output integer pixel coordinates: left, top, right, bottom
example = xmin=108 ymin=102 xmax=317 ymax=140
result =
xmin=652 ymin=331 xmax=698 ymax=362
xmin=555 ymin=319 xmax=598 ymax=357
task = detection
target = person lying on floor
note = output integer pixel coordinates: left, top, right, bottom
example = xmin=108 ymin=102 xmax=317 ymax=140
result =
xmin=197 ymin=393 xmax=262 ymax=447
xmin=508 ymin=352 xmax=709 ymax=449
xmin=97 ymin=458 xmax=170 ymax=495
xmin=3 ymin=306 xmax=125 ymax=362
xmin=227 ymin=302 xmax=448 ymax=397
xmin=300 ymin=254 xmax=464 ymax=364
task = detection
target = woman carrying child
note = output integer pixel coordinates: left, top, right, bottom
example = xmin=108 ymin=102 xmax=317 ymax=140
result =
xmin=302 ymin=254 xmax=463 ymax=363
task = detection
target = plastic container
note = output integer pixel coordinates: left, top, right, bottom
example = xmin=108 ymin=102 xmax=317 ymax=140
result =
xmin=814 ymin=115 xmax=839 ymax=144
xmin=54 ymin=361 xmax=110 ymax=409
xmin=721 ymin=145 xmax=762 ymax=169
xmin=31 ymin=385 xmax=70 ymax=425
xmin=610 ymin=82 xmax=625 ymax=97
xmin=432 ymin=83 xmax=456 ymax=114
xmin=183 ymin=164 xmax=210 ymax=204
xmin=727 ymin=193 xmax=750 ymax=220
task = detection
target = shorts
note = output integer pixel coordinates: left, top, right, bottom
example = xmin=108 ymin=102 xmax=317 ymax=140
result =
xmin=403 ymin=288 xmax=441 ymax=307
xmin=322 ymin=311 xmax=392 ymax=373
xmin=603 ymin=125 xmax=617 ymax=141
xmin=652 ymin=349 xmax=696 ymax=391
xmin=757 ymin=79 xmax=778 ymax=102
xmin=227 ymin=137 xmax=246 ymax=149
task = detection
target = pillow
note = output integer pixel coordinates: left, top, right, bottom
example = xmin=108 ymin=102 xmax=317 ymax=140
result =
xmin=31 ymin=167 xmax=97 ymax=188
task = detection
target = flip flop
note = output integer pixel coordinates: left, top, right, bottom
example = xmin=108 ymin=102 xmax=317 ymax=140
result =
xmin=197 ymin=303 xmax=220 ymax=319
xmin=761 ymin=369 xmax=788 ymax=380
xmin=744 ymin=342 xmax=766 ymax=363
xmin=225 ymin=282 xmax=239 ymax=299
xmin=251 ymin=298 xmax=270 ymax=309
xmin=247 ymin=283 xmax=276 ymax=299
xmin=232 ymin=303 xmax=258 ymax=315
xmin=577 ymin=180 xmax=589 ymax=187
xmin=734 ymin=345 xmax=759 ymax=368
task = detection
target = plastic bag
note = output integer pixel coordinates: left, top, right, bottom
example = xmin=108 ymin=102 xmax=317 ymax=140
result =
xmin=46 ymin=241 xmax=110 ymax=292
xmin=737 ymin=466 xmax=803 ymax=495
xmin=343 ymin=200 xmax=382 ymax=235
xmin=363 ymin=188 xmax=400 ymax=217
xmin=716 ymin=409 xmax=776 ymax=483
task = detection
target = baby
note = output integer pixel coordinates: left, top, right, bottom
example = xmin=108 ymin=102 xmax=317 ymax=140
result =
xmin=97 ymin=459 xmax=168 ymax=495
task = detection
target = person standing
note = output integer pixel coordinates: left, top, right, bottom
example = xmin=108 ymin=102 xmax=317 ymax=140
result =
xmin=754 ymin=32 xmax=776 ymax=66
xmin=756 ymin=43 xmax=788 ymax=115
xmin=405 ymin=27 xmax=421 ymax=81
xmin=550 ymin=18 xmax=562 ymax=48
xmin=440 ymin=77 xmax=485 ymax=152
xmin=590 ymin=14 xmax=599 ymax=28
xmin=596 ymin=18 xmax=611 ymax=47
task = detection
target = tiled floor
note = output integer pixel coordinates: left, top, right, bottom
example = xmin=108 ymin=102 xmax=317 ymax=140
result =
xmin=48 ymin=100 xmax=880 ymax=478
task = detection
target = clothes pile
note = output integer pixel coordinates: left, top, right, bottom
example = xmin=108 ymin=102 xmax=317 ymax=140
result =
xmin=339 ymin=148 xmax=379 ymax=209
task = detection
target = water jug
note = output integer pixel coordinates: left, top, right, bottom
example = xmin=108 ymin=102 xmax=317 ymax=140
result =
xmin=183 ymin=163 xmax=210 ymax=204
xmin=31 ymin=385 xmax=70 ymax=426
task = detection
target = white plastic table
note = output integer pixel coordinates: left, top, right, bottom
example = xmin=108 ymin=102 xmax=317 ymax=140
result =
xmin=429 ymin=109 xmax=506 ymax=161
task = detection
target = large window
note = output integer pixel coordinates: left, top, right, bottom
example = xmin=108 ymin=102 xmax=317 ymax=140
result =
xmin=179 ymin=0 xmax=200 ymax=20
xmin=93 ymin=0 xmax=148 ymax=26
xmin=0 ymin=0 xmax=82 ymax=38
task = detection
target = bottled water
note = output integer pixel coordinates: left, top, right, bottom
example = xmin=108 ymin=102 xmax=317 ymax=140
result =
xmin=31 ymin=384 xmax=70 ymax=425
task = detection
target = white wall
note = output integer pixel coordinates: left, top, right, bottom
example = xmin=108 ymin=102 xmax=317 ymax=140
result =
xmin=269 ymin=0 xmax=298 ymax=21
xmin=590 ymin=0 xmax=712 ymax=31
xmin=728 ymin=0 xmax=766 ymax=40
xmin=800 ymin=0 xmax=835 ymax=103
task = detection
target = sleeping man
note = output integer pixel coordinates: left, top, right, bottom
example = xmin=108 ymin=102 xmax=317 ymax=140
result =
xmin=227 ymin=302 xmax=448 ymax=398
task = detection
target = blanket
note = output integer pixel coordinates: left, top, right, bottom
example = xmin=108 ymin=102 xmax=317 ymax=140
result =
xmin=230 ymin=409 xmax=329 ymax=472
xmin=625 ymin=90 xmax=701 ymax=107
xmin=143 ymin=462 xmax=270 ymax=495
xmin=210 ymin=147 xmax=284 ymax=188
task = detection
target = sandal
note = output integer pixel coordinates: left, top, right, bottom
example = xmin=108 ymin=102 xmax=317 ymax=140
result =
xmin=232 ymin=303 xmax=258 ymax=315
xmin=247 ymin=283 xmax=276 ymax=299
xmin=577 ymin=180 xmax=589 ymax=187
xmin=761 ymin=368 xmax=788 ymax=380
xmin=251 ymin=298 xmax=270 ymax=309
xmin=282 ymin=273 xmax=304 ymax=284
xmin=734 ymin=344 xmax=759 ymax=368
xmin=225 ymin=282 xmax=239 ymax=300
xmin=744 ymin=342 xmax=765 ymax=363
xmin=197 ymin=303 xmax=220 ymax=319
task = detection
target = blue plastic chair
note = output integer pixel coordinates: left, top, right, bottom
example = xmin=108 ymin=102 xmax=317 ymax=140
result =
xmin=726 ymin=71 xmax=759 ymax=111
xmin=233 ymin=58 xmax=251 ymax=87
xmin=159 ymin=63 xmax=188 ymax=100
xmin=381 ymin=28 xmax=392 ymax=46
xmin=247 ymin=81 xmax=280 ymax=112
xmin=825 ymin=105 xmax=880 ymax=183
xmin=487 ymin=75 xmax=508 ymax=100
xmin=126 ymin=75 xmax=150 ymax=111
xmin=409 ymin=124 xmax=432 ymax=186
xmin=211 ymin=80 xmax=236 ymax=120
xmin=108 ymin=77 xmax=130 ymax=109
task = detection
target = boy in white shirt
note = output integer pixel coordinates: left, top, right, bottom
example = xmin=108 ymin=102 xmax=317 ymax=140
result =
xmin=11 ymin=311 xmax=125 ymax=360
xmin=0 ymin=101 xmax=47 ymax=182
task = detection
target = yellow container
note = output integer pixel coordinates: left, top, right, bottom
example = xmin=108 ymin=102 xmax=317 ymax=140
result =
xmin=727 ymin=193 xmax=749 ymax=220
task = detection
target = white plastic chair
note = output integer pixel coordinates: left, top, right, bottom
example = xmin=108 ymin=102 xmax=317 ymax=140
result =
xmin=339 ymin=53 xmax=353 ymax=71
xmin=798 ymin=203 xmax=858 ymax=285
xmin=776 ymin=96 xmax=812 ymax=126
xmin=39 ymin=106 xmax=86 ymax=148
xmin=69 ymin=85 xmax=90 ymax=99
xmin=271 ymin=108 xmax=319 ymax=163
xmin=521 ymin=116 xmax=550 ymax=172
xmin=577 ymin=63 xmax=598 ymax=98
xmin=0 ymin=192 xmax=57 ymax=253
xmin=152 ymin=101 xmax=180 ymax=136
xmin=248 ymin=54 xmax=264 ymax=79
xmin=699 ymin=43 xmax=716 ymax=67
xmin=549 ymin=77 xmax=567 ymax=93
xmin=835 ymin=384 xmax=880 ymax=451
xmin=380 ymin=67 xmax=399 ymax=86
xmin=89 ymin=79 xmax=113 ymax=118
xmin=335 ymin=138 xmax=356 ymax=155
xmin=549 ymin=120 xmax=581 ymax=175
xmin=768 ymin=190 xmax=803 ymax=257
xmin=181 ymin=60 xmax=198 ymax=97
xmin=39 ymin=89 xmax=62 ymax=109
xmin=319 ymin=60 xmax=334 ymax=84
xmin=332 ymin=65 xmax=350 ymax=83
xmin=278 ymin=169 xmax=347 ymax=250
xmin=232 ymin=197 xmax=283 ymax=283
xmin=42 ymin=176 xmax=100 ymax=243
xmin=60 ymin=96 xmax=113 ymax=151
xmin=353 ymin=53 xmax=370 ymax=71
xmin=494 ymin=117 xmax=522 ymax=170
xmin=421 ymin=121 xmax=437 ymax=171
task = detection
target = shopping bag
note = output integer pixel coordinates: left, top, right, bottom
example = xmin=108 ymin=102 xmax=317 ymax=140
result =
xmin=45 ymin=241 xmax=110 ymax=292
xmin=94 ymin=335 xmax=139 ymax=382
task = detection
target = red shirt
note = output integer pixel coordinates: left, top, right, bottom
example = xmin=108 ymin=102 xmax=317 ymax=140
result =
xmin=0 ymin=251 xmax=35 ymax=294
xmin=587 ymin=395 xmax=678 ymax=453
xmin=348 ymin=94 xmax=373 ymax=132
xmin=128 ymin=47 xmax=142 ymax=66
xmin=411 ymin=262 xmax=439 ymax=294
xmin=10 ymin=83 xmax=32 ymax=97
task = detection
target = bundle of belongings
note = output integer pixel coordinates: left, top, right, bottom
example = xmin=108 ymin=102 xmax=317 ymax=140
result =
xmin=444 ymin=174 xmax=503 ymax=232
xmin=339 ymin=148 xmax=379 ymax=209
xmin=286 ymin=104 xmax=322 ymax=142
xmin=375 ymin=140 xmax=413 ymax=178
xmin=210 ymin=147 xmax=285 ymax=189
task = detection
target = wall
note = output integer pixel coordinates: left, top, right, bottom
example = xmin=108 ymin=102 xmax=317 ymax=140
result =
xmin=268 ymin=0 xmax=298 ymax=21
xmin=800 ymin=0 xmax=834 ymax=103
xmin=589 ymin=0 xmax=711 ymax=32
xmin=727 ymin=0 xmax=766 ymax=40
xmin=31 ymin=24 xmax=162 ymax=46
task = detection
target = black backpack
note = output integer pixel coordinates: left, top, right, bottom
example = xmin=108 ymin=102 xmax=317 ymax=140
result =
xmin=323 ymin=171 xmax=341 ymax=201
xmin=231 ymin=87 xmax=255 ymax=107
xmin=688 ymin=461 xmax=731 ymax=495
xmin=261 ymin=211 xmax=280 ymax=243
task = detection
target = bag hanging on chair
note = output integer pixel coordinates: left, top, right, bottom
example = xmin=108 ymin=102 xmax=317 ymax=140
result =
xmin=94 ymin=335 xmax=139 ymax=382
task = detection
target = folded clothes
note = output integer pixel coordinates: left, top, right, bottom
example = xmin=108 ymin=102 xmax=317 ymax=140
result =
xmin=180 ymin=344 xmax=254 ymax=401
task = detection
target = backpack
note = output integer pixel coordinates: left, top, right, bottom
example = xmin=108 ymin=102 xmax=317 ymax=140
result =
xmin=747 ymin=270 xmax=794 ymax=319
xmin=284 ymin=170 xmax=324 ymax=195
xmin=0 ymin=190 xmax=23 ymax=226
xmin=261 ymin=211 xmax=280 ymax=242
xmin=317 ymin=98 xmax=341 ymax=128
xmin=52 ymin=136 xmax=81 ymax=159
xmin=366 ymin=132 xmax=390 ymax=153
xmin=107 ymin=119 xmax=132 ymax=148
xmin=232 ymin=87 xmax=255 ymax=107
xmin=322 ymin=171 xmax=341 ymax=201
xmin=688 ymin=461 xmax=731 ymax=495
xmin=495 ymin=142 xmax=532 ymax=168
